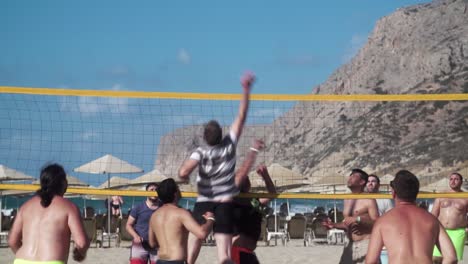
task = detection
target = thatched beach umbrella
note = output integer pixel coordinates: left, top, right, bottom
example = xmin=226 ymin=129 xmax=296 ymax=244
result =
xmin=73 ymin=154 xmax=143 ymax=247
xmin=0 ymin=165 xmax=35 ymax=232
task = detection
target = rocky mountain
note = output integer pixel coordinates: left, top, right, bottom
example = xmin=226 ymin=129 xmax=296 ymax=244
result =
xmin=155 ymin=0 xmax=468 ymax=190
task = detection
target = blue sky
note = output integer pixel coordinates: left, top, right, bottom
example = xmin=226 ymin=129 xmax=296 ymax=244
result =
xmin=1 ymin=0 xmax=428 ymax=94
xmin=0 ymin=0 xmax=430 ymax=185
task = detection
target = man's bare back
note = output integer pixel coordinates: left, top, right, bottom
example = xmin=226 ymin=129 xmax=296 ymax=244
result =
xmin=151 ymin=204 xmax=193 ymax=261
xmin=373 ymin=204 xmax=441 ymax=263
xmin=9 ymin=195 xmax=89 ymax=262
xmin=148 ymin=178 xmax=214 ymax=263
xmin=366 ymin=170 xmax=456 ymax=264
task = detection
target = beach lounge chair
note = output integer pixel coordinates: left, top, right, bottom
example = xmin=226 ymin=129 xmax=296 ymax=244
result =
xmin=287 ymin=214 xmax=307 ymax=240
xmin=309 ymin=217 xmax=328 ymax=245
xmin=83 ymin=206 xmax=96 ymax=219
xmin=265 ymin=214 xmax=287 ymax=246
xmin=119 ymin=217 xmax=133 ymax=242
xmin=102 ymin=214 xmax=121 ymax=247
xmin=82 ymin=217 xmax=102 ymax=248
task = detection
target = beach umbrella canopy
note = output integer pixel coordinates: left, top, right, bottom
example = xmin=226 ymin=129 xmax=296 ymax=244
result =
xmin=73 ymin=154 xmax=143 ymax=247
xmin=0 ymin=165 xmax=35 ymax=232
xmin=98 ymin=176 xmax=131 ymax=189
xmin=73 ymin=154 xmax=143 ymax=174
xmin=33 ymin=174 xmax=89 ymax=187
xmin=0 ymin=165 xmax=35 ymax=182
xmin=130 ymin=169 xmax=183 ymax=187
xmin=249 ymin=163 xmax=307 ymax=191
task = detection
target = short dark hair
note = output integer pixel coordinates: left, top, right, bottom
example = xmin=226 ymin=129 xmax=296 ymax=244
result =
xmin=157 ymin=178 xmax=179 ymax=204
xmin=203 ymin=120 xmax=222 ymax=146
xmin=451 ymin=172 xmax=463 ymax=182
xmin=145 ymin=182 xmax=158 ymax=191
xmin=390 ymin=170 xmax=419 ymax=202
xmin=368 ymin=174 xmax=380 ymax=184
xmin=351 ymin=168 xmax=369 ymax=184
xmin=36 ymin=163 xmax=67 ymax=208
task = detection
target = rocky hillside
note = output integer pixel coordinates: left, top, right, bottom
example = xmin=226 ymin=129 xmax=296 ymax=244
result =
xmin=155 ymin=0 xmax=468 ymax=188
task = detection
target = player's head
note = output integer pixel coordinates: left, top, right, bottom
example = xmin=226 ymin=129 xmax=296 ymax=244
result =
xmin=204 ymin=120 xmax=222 ymax=146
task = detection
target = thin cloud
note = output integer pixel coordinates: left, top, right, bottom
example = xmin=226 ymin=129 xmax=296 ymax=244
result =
xmin=342 ymin=34 xmax=367 ymax=63
xmin=59 ymin=84 xmax=130 ymax=115
xmin=177 ymin=49 xmax=191 ymax=65
xmin=100 ymin=65 xmax=132 ymax=78
xmin=81 ymin=131 xmax=99 ymax=141
xmin=252 ymin=108 xmax=286 ymax=119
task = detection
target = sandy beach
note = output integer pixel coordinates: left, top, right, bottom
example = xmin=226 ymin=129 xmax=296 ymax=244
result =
xmin=2 ymin=239 xmax=468 ymax=264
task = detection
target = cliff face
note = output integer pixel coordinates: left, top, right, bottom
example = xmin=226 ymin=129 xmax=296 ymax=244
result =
xmin=156 ymin=0 xmax=468 ymax=186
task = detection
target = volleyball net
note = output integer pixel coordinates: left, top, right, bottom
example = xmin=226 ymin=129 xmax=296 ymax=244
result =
xmin=1 ymin=86 xmax=468 ymax=200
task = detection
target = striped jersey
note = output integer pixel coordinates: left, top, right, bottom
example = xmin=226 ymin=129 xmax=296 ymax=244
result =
xmin=190 ymin=130 xmax=239 ymax=201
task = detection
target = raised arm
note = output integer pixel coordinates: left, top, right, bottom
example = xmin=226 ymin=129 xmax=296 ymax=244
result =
xmin=8 ymin=206 xmax=24 ymax=253
xmin=181 ymin=210 xmax=215 ymax=240
xmin=256 ymin=165 xmax=277 ymax=205
xmin=231 ymin=72 xmax=254 ymax=139
xmin=68 ymin=203 xmax=90 ymax=262
xmin=234 ymin=139 xmax=264 ymax=188
xmin=365 ymin=220 xmax=384 ymax=264
xmin=436 ymin=222 xmax=457 ymax=264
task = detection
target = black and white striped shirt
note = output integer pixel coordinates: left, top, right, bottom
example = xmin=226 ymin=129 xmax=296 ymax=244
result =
xmin=190 ymin=130 xmax=239 ymax=201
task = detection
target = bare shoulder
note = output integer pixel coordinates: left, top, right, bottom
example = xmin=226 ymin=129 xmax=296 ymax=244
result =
xmin=53 ymin=196 xmax=80 ymax=213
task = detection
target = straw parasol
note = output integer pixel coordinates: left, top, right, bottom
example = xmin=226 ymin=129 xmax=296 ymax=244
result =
xmin=73 ymin=154 xmax=143 ymax=247
xmin=0 ymin=165 xmax=35 ymax=233
xmin=130 ymin=169 xmax=183 ymax=186
xmin=0 ymin=165 xmax=35 ymax=182
xmin=249 ymin=163 xmax=307 ymax=192
xmin=97 ymin=176 xmax=131 ymax=189
xmin=32 ymin=174 xmax=89 ymax=188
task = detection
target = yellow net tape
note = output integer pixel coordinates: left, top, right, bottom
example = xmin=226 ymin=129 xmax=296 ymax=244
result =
xmin=1 ymin=184 xmax=468 ymax=199
xmin=1 ymin=86 xmax=468 ymax=101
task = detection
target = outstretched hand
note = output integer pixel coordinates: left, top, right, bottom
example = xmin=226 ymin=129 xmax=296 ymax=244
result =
xmin=202 ymin=211 xmax=215 ymax=222
xmin=241 ymin=71 xmax=255 ymax=91
xmin=256 ymin=164 xmax=269 ymax=179
xmin=253 ymin=139 xmax=265 ymax=152
xmin=321 ymin=218 xmax=335 ymax=230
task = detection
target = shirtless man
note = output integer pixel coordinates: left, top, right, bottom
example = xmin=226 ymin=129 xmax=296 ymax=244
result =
xmin=431 ymin=172 xmax=468 ymax=263
xmin=8 ymin=163 xmax=89 ymax=264
xmin=148 ymin=178 xmax=215 ymax=264
xmin=323 ymin=169 xmax=379 ymax=264
xmin=365 ymin=170 xmax=457 ymax=264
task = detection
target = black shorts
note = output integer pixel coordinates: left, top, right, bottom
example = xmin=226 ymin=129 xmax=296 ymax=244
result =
xmin=192 ymin=201 xmax=235 ymax=234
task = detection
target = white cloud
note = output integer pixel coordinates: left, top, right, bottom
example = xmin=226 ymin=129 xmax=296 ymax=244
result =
xmin=82 ymin=131 xmax=99 ymax=140
xmin=342 ymin=34 xmax=367 ymax=63
xmin=177 ymin=48 xmax=191 ymax=65
xmin=59 ymin=84 xmax=130 ymax=115
xmin=252 ymin=108 xmax=285 ymax=119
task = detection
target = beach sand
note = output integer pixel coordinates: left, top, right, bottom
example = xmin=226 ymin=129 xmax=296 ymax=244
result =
xmin=2 ymin=239 xmax=468 ymax=263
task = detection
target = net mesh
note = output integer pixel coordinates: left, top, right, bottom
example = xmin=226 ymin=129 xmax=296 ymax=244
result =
xmin=0 ymin=87 xmax=467 ymax=200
